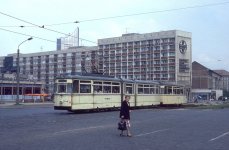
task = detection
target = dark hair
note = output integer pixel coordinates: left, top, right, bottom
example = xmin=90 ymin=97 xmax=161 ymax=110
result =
xmin=125 ymin=95 xmax=130 ymax=99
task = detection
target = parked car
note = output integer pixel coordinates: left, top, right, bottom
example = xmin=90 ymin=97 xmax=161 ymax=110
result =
xmin=218 ymin=96 xmax=228 ymax=101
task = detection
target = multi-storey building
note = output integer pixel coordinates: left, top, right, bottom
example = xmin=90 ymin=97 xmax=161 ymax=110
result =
xmin=0 ymin=46 xmax=97 ymax=94
xmin=98 ymin=30 xmax=192 ymax=87
xmin=213 ymin=70 xmax=229 ymax=93
xmin=192 ymin=61 xmax=222 ymax=100
xmin=56 ymin=28 xmax=79 ymax=50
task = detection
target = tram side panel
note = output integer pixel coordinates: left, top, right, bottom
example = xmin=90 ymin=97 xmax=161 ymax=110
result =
xmin=71 ymin=94 xmax=122 ymax=110
xmin=160 ymin=95 xmax=187 ymax=104
xmin=71 ymin=94 xmax=93 ymax=110
xmin=93 ymin=94 xmax=121 ymax=109
xmin=136 ymin=95 xmax=161 ymax=107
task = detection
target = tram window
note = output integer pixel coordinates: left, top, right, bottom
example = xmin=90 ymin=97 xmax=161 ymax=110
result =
xmin=173 ymin=87 xmax=177 ymax=94
xmin=112 ymin=86 xmax=120 ymax=93
xmin=103 ymin=86 xmax=111 ymax=93
xmin=164 ymin=86 xmax=167 ymax=94
xmin=93 ymin=81 xmax=102 ymax=93
xmin=126 ymin=84 xmax=133 ymax=94
xmin=160 ymin=88 xmax=165 ymax=94
xmin=164 ymin=86 xmax=171 ymax=94
xmin=112 ymin=82 xmax=120 ymax=93
xmin=177 ymin=89 xmax=181 ymax=94
xmin=73 ymin=80 xmax=79 ymax=93
xmin=58 ymin=84 xmax=66 ymax=93
xmin=144 ymin=88 xmax=150 ymax=94
xmin=174 ymin=88 xmax=178 ymax=94
xmin=138 ymin=85 xmax=143 ymax=94
xmin=67 ymin=83 xmax=72 ymax=93
xmin=94 ymin=85 xmax=102 ymax=93
xmin=103 ymin=82 xmax=111 ymax=93
xmin=150 ymin=88 xmax=155 ymax=94
xmin=126 ymin=87 xmax=133 ymax=94
xmin=175 ymin=88 xmax=182 ymax=94
xmin=168 ymin=87 xmax=173 ymax=94
xmin=156 ymin=86 xmax=159 ymax=94
xmin=138 ymin=88 xmax=143 ymax=94
xmin=80 ymin=84 xmax=91 ymax=93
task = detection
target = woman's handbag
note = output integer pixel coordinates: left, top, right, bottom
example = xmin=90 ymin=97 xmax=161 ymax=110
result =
xmin=118 ymin=120 xmax=127 ymax=131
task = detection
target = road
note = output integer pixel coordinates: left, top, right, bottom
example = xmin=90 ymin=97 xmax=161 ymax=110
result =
xmin=0 ymin=105 xmax=229 ymax=150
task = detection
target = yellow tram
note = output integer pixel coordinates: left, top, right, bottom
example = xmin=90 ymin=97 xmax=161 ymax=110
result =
xmin=54 ymin=73 xmax=187 ymax=111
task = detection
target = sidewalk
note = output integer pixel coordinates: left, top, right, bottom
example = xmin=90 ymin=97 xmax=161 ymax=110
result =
xmin=188 ymin=100 xmax=226 ymax=105
xmin=0 ymin=101 xmax=54 ymax=108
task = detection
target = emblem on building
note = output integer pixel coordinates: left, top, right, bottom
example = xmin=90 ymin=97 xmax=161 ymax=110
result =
xmin=179 ymin=40 xmax=187 ymax=54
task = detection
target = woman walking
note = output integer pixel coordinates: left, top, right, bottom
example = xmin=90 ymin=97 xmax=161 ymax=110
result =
xmin=119 ymin=95 xmax=132 ymax=137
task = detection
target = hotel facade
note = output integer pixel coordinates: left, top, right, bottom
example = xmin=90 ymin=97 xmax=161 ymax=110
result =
xmin=98 ymin=30 xmax=192 ymax=86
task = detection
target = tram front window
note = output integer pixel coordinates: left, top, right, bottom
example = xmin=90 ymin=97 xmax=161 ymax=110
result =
xmin=57 ymin=84 xmax=67 ymax=93
xmin=56 ymin=84 xmax=72 ymax=93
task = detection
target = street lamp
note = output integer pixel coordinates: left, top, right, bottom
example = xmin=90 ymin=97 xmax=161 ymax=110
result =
xmin=16 ymin=37 xmax=33 ymax=105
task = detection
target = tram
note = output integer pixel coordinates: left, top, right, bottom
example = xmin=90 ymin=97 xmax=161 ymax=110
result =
xmin=54 ymin=73 xmax=187 ymax=111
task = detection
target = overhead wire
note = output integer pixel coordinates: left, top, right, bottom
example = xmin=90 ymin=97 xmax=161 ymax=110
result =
xmin=0 ymin=1 xmax=229 ymax=46
xmin=0 ymin=1 xmax=229 ymax=27
xmin=0 ymin=11 xmax=97 ymax=44
xmin=0 ymin=27 xmax=56 ymax=43
xmin=0 ymin=27 xmax=95 ymax=54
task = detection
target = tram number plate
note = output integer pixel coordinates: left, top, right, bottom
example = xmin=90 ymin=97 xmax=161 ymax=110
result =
xmin=105 ymin=98 xmax=111 ymax=100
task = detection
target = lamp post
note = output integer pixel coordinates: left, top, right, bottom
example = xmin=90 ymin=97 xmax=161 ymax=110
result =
xmin=16 ymin=37 xmax=33 ymax=105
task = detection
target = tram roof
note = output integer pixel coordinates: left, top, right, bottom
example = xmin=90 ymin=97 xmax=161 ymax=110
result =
xmin=56 ymin=73 xmax=121 ymax=82
xmin=134 ymin=80 xmax=160 ymax=85
xmin=56 ymin=73 xmax=159 ymax=84
xmin=55 ymin=73 xmax=183 ymax=87
xmin=159 ymin=81 xmax=185 ymax=87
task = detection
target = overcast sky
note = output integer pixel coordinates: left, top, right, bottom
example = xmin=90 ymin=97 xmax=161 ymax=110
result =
xmin=0 ymin=0 xmax=229 ymax=71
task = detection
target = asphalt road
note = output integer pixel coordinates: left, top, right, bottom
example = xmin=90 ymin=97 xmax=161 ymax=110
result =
xmin=0 ymin=105 xmax=229 ymax=150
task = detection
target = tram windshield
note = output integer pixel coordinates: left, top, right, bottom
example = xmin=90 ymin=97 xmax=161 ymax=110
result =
xmin=55 ymin=83 xmax=72 ymax=93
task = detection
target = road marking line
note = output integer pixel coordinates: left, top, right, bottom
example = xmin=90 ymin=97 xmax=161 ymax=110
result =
xmin=134 ymin=129 xmax=169 ymax=137
xmin=54 ymin=125 xmax=112 ymax=135
xmin=209 ymin=131 xmax=229 ymax=142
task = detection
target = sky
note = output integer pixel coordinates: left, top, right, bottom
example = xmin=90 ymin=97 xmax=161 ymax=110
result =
xmin=0 ymin=0 xmax=229 ymax=71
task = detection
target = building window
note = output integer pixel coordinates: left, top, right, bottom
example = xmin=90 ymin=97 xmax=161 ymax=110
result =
xmin=169 ymin=52 xmax=175 ymax=56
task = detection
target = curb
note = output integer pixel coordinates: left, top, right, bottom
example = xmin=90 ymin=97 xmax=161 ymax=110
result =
xmin=0 ymin=102 xmax=53 ymax=108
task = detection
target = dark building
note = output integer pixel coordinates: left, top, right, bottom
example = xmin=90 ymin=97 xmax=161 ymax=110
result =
xmin=192 ymin=61 xmax=222 ymax=100
xmin=213 ymin=70 xmax=229 ymax=96
xmin=0 ymin=56 xmax=17 ymax=73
